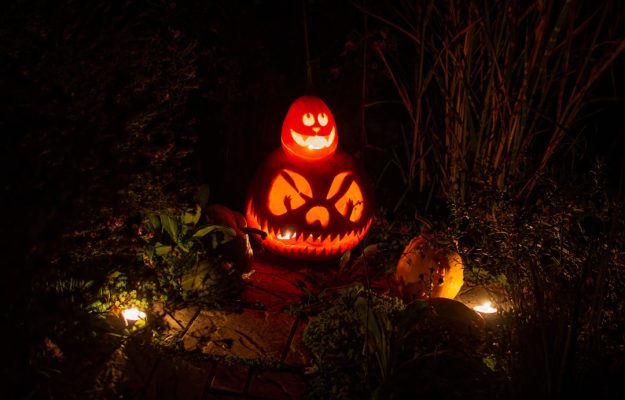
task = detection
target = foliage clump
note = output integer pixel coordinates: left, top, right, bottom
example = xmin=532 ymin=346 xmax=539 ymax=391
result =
xmin=137 ymin=205 xmax=243 ymax=307
xmin=448 ymin=163 xmax=625 ymax=398
xmin=303 ymin=284 xmax=406 ymax=400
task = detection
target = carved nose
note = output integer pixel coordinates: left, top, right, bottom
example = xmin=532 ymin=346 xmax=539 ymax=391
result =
xmin=306 ymin=206 xmax=329 ymax=227
xmin=312 ymin=127 xmax=320 ymax=133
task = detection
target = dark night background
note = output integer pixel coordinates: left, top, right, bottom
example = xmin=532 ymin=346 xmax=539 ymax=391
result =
xmin=3 ymin=0 xmax=623 ymax=244
xmin=1 ymin=0 xmax=625 ymax=398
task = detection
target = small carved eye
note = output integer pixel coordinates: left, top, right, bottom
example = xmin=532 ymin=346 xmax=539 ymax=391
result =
xmin=318 ymin=113 xmax=329 ymax=127
xmin=302 ymin=113 xmax=315 ymax=126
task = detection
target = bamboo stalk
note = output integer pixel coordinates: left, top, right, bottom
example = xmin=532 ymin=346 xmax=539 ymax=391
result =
xmin=360 ymin=0 xmax=624 ymax=202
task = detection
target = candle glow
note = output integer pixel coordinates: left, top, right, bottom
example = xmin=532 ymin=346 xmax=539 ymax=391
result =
xmin=122 ymin=307 xmax=146 ymax=322
xmin=473 ymin=301 xmax=497 ymax=314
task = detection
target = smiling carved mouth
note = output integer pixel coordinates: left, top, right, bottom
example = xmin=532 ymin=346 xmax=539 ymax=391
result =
xmin=290 ymin=127 xmax=335 ymax=150
xmin=246 ymin=200 xmax=371 ymax=259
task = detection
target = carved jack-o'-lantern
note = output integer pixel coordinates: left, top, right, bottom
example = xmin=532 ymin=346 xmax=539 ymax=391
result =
xmin=246 ymin=96 xmax=373 ymax=260
xmin=395 ymin=235 xmax=464 ymax=300
xmin=281 ymin=96 xmax=338 ymax=161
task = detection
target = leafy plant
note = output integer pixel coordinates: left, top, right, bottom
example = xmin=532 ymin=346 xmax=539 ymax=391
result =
xmin=303 ymin=284 xmax=405 ymax=399
xmin=303 ymin=280 xmax=501 ymax=399
xmin=84 ymin=205 xmax=243 ymax=328
xmin=303 ymin=283 xmax=450 ymax=399
xmin=138 ymin=205 xmax=241 ymax=306
xmin=448 ymin=163 xmax=625 ymax=398
xmin=354 ymin=295 xmax=431 ymax=399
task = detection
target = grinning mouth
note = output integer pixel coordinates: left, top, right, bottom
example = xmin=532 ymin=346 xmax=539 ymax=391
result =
xmin=290 ymin=127 xmax=335 ymax=150
xmin=246 ymin=201 xmax=371 ymax=259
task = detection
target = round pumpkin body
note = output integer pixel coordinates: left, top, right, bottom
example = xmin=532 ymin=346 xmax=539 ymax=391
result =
xmin=246 ymin=149 xmax=373 ymax=260
xmin=280 ymin=96 xmax=338 ymax=161
xmin=395 ymin=235 xmax=464 ymax=300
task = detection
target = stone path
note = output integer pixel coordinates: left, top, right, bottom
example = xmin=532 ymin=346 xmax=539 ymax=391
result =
xmin=109 ymin=309 xmax=310 ymax=399
xmin=94 ymin=253 xmax=317 ymax=399
xmin=89 ymin=251 xmax=501 ymax=399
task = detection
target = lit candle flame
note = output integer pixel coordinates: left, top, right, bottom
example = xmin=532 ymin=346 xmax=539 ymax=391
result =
xmin=473 ymin=301 xmax=497 ymax=314
xmin=122 ymin=307 xmax=146 ymax=322
xmin=277 ymin=230 xmax=296 ymax=240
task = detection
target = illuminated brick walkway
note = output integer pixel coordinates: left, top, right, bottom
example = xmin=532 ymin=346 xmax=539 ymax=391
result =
xmin=92 ymin=253 xmax=318 ymax=399
xmin=87 ymin=250 xmax=501 ymax=399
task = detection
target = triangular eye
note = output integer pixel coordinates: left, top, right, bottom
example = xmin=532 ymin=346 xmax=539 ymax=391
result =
xmin=267 ymin=169 xmax=313 ymax=215
xmin=327 ymin=172 xmax=364 ymax=222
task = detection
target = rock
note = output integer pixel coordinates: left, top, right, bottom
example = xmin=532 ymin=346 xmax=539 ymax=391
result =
xmin=403 ymin=298 xmax=486 ymax=355
xmin=182 ymin=309 xmax=296 ymax=360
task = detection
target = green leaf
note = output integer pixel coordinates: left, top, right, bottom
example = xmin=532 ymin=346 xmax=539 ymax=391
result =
xmin=183 ymin=204 xmax=202 ymax=226
xmin=147 ymin=214 xmax=161 ymax=230
xmin=143 ymin=245 xmax=156 ymax=260
xmin=155 ymin=244 xmax=172 ymax=256
xmin=355 ymin=296 xmax=390 ymax=380
xmin=354 ymin=296 xmax=385 ymax=348
xmin=193 ymin=225 xmax=236 ymax=243
xmin=160 ymin=215 xmax=179 ymax=241
xmin=107 ymin=271 xmax=123 ymax=280
xmin=181 ymin=260 xmax=212 ymax=292
xmin=175 ymin=242 xmax=188 ymax=253
xmin=338 ymin=250 xmax=351 ymax=273
xmin=482 ymin=356 xmax=497 ymax=371
xmin=496 ymin=273 xmax=510 ymax=290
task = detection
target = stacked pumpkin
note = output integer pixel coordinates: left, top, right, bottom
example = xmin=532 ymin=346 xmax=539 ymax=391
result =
xmin=245 ymin=96 xmax=374 ymax=260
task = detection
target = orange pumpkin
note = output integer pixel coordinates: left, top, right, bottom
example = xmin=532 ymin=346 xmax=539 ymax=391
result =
xmin=395 ymin=235 xmax=464 ymax=300
xmin=246 ymin=96 xmax=373 ymax=260
xmin=280 ymin=96 xmax=338 ymax=161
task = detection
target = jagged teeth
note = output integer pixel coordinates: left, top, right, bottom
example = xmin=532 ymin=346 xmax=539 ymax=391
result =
xmin=246 ymin=201 xmax=374 ymax=258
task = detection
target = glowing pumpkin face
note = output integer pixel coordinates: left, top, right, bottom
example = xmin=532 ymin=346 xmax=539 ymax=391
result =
xmin=246 ymin=150 xmax=373 ymax=260
xmin=281 ymin=96 xmax=338 ymax=161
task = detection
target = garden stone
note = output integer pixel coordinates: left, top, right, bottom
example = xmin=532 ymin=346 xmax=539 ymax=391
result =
xmin=182 ymin=309 xmax=296 ymax=360
xmin=143 ymin=356 xmax=213 ymax=400
xmin=209 ymin=362 xmax=250 ymax=393
xmin=248 ymin=370 xmax=308 ymax=400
